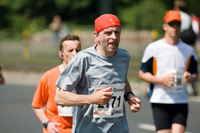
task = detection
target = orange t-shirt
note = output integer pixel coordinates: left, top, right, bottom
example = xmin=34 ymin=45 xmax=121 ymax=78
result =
xmin=32 ymin=65 xmax=72 ymax=133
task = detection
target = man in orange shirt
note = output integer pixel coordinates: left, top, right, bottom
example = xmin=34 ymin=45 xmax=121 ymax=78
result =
xmin=32 ymin=34 xmax=81 ymax=133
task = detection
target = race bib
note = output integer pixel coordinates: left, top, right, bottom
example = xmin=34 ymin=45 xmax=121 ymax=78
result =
xmin=93 ymin=83 xmax=125 ymax=118
xmin=164 ymin=69 xmax=184 ymax=93
xmin=56 ymin=88 xmax=73 ymax=116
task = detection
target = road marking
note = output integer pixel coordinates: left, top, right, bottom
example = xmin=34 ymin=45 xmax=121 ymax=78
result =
xmin=137 ymin=123 xmax=155 ymax=131
xmin=137 ymin=123 xmax=192 ymax=133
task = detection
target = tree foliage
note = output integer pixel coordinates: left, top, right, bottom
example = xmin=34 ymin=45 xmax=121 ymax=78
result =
xmin=118 ymin=0 xmax=167 ymax=33
xmin=0 ymin=0 xmax=200 ymax=37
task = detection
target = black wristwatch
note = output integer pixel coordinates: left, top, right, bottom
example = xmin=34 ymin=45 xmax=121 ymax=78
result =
xmin=124 ymin=91 xmax=135 ymax=101
xmin=43 ymin=120 xmax=50 ymax=128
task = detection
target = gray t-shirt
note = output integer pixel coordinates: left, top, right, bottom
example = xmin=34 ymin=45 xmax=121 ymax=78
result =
xmin=56 ymin=45 xmax=131 ymax=133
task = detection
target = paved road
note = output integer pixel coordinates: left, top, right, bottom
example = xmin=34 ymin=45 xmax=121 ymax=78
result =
xmin=0 ymin=84 xmax=199 ymax=133
xmin=0 ymin=84 xmax=42 ymax=133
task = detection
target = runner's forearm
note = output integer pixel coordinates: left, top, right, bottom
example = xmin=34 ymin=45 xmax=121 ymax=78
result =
xmin=55 ymin=89 xmax=93 ymax=106
xmin=125 ymin=80 xmax=132 ymax=94
xmin=139 ymin=70 xmax=163 ymax=84
xmin=32 ymin=107 xmax=49 ymax=124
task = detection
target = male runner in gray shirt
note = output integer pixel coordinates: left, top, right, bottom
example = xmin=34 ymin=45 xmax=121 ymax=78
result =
xmin=55 ymin=14 xmax=141 ymax=133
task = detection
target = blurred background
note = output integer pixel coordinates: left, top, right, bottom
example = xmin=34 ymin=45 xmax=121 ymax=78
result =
xmin=0 ymin=0 xmax=200 ymax=90
xmin=1 ymin=0 xmax=200 ymax=132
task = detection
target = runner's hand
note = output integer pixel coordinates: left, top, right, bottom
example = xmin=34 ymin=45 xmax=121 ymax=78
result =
xmin=183 ymin=71 xmax=192 ymax=84
xmin=47 ymin=122 xmax=61 ymax=133
xmin=162 ymin=73 xmax=174 ymax=87
xmin=92 ymin=87 xmax=113 ymax=105
xmin=128 ymin=95 xmax=141 ymax=113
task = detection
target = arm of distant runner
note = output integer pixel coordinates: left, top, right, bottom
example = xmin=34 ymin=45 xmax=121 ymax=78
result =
xmin=55 ymin=88 xmax=113 ymax=107
xmin=0 ymin=74 xmax=5 ymax=84
xmin=125 ymin=80 xmax=141 ymax=113
xmin=139 ymin=70 xmax=163 ymax=84
xmin=139 ymin=70 xmax=174 ymax=87
xmin=183 ymin=71 xmax=198 ymax=83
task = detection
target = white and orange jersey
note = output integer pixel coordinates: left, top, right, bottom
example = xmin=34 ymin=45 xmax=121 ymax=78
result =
xmin=141 ymin=39 xmax=198 ymax=104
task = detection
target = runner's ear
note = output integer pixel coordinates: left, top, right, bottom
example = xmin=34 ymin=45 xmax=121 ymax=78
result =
xmin=59 ymin=51 xmax=64 ymax=59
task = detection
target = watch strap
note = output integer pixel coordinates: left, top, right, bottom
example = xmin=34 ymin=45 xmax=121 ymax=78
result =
xmin=43 ymin=120 xmax=50 ymax=128
xmin=124 ymin=91 xmax=135 ymax=101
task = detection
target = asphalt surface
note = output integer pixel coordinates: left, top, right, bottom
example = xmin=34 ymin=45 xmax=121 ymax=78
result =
xmin=0 ymin=71 xmax=200 ymax=133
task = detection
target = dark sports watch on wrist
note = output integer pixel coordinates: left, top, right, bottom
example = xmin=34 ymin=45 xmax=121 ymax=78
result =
xmin=124 ymin=91 xmax=135 ymax=101
xmin=43 ymin=120 xmax=50 ymax=128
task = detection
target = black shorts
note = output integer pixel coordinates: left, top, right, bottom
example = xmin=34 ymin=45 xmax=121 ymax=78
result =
xmin=151 ymin=103 xmax=188 ymax=131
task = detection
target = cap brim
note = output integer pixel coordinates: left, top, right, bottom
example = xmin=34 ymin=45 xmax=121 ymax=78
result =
xmin=167 ymin=18 xmax=181 ymax=22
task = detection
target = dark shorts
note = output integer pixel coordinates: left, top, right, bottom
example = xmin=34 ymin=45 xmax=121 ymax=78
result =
xmin=151 ymin=103 xmax=188 ymax=131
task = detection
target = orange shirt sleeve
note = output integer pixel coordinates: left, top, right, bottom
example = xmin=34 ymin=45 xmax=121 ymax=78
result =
xmin=32 ymin=74 xmax=49 ymax=108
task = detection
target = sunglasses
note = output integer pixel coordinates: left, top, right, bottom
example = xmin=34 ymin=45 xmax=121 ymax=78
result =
xmin=167 ymin=21 xmax=181 ymax=27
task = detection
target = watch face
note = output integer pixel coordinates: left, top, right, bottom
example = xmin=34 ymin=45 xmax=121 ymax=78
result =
xmin=43 ymin=123 xmax=47 ymax=128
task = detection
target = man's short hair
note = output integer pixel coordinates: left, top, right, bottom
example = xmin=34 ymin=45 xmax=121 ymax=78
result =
xmin=59 ymin=34 xmax=81 ymax=51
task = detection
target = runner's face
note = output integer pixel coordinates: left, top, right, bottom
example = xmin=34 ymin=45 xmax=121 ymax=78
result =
xmin=164 ymin=20 xmax=181 ymax=37
xmin=98 ymin=26 xmax=121 ymax=56
xmin=61 ymin=40 xmax=81 ymax=64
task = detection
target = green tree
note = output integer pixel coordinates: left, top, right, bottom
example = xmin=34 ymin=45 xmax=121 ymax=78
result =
xmin=118 ymin=0 xmax=167 ymax=33
xmin=1 ymin=0 xmax=200 ymax=38
xmin=0 ymin=0 xmax=96 ymax=38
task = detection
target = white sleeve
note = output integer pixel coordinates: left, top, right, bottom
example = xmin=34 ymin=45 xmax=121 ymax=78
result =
xmin=141 ymin=44 xmax=154 ymax=63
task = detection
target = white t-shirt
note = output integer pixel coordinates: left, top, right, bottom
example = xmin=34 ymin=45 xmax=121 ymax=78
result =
xmin=141 ymin=39 xmax=198 ymax=104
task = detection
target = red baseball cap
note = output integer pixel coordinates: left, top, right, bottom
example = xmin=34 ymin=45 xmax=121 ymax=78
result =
xmin=163 ymin=10 xmax=181 ymax=22
xmin=95 ymin=14 xmax=121 ymax=32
